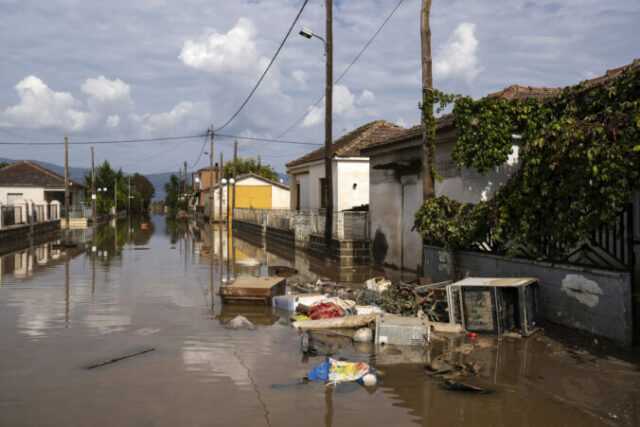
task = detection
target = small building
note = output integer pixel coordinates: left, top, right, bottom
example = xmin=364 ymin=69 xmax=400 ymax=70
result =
xmin=0 ymin=160 xmax=86 ymax=207
xmin=192 ymin=164 xmax=222 ymax=208
xmin=206 ymin=173 xmax=290 ymax=220
xmin=285 ymin=120 xmax=404 ymax=211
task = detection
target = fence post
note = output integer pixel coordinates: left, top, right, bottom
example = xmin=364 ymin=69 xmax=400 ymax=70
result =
xmin=0 ymin=202 xmax=3 ymax=229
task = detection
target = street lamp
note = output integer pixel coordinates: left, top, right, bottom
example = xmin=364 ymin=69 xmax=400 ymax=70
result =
xmin=300 ymin=5 xmax=334 ymax=254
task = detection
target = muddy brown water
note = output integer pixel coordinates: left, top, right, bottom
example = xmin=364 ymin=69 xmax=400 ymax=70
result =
xmin=0 ymin=215 xmax=638 ymax=426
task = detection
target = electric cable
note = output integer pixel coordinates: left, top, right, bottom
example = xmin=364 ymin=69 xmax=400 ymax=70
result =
xmin=277 ymin=0 xmax=406 ymax=138
xmin=215 ymin=0 xmax=309 ymax=132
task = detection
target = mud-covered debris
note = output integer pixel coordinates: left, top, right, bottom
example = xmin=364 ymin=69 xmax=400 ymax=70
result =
xmin=443 ymin=379 xmax=490 ymax=394
xmin=225 ymin=315 xmax=255 ymax=330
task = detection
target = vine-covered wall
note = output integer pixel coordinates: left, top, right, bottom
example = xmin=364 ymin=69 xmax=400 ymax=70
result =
xmin=415 ymin=64 xmax=640 ymax=261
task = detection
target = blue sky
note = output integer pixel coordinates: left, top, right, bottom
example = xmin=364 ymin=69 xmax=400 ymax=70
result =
xmin=0 ymin=0 xmax=638 ymax=174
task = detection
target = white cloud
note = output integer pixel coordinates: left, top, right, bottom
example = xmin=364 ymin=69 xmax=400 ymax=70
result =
xmin=0 ymin=76 xmax=88 ymax=130
xmin=357 ymin=89 xmax=375 ymax=106
xmin=301 ymin=85 xmax=363 ymax=128
xmin=292 ymin=70 xmax=307 ymax=88
xmin=434 ymin=22 xmax=482 ymax=84
xmin=179 ymin=18 xmax=259 ymax=74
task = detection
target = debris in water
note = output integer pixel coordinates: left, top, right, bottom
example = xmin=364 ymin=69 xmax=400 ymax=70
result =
xmin=86 ymin=347 xmax=155 ymax=369
xmin=442 ymin=379 xmax=490 ymax=393
xmin=133 ymin=328 xmax=160 ymax=336
xmin=225 ymin=315 xmax=255 ymax=330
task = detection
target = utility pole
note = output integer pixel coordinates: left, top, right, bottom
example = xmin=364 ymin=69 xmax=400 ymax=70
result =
xmin=421 ymin=0 xmax=435 ymax=200
xmin=209 ymin=125 xmax=214 ymax=225
xmin=232 ymin=141 xmax=237 ymax=216
xmin=91 ymin=146 xmax=96 ymax=225
xmin=64 ymin=135 xmax=70 ymax=235
xmin=219 ymin=152 xmax=223 ymax=221
xmin=114 ymin=178 xmax=117 ymax=218
xmin=184 ymin=161 xmax=188 ymax=217
xmin=324 ymin=0 xmax=334 ymax=254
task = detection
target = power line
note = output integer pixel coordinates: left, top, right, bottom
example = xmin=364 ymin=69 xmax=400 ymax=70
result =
xmin=0 ymin=134 xmax=207 ymax=145
xmin=216 ymin=133 xmax=321 ymax=146
xmin=215 ymin=0 xmax=309 ymax=132
xmin=277 ymin=0 xmax=406 ymax=138
xmin=0 ymin=127 xmax=48 ymax=141
xmin=189 ymin=128 xmax=211 ymax=169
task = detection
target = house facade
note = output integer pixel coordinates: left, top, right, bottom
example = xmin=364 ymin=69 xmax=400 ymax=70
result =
xmin=205 ymin=173 xmax=290 ymax=220
xmin=0 ymin=160 xmax=86 ymax=207
xmin=286 ymin=120 xmax=404 ymax=212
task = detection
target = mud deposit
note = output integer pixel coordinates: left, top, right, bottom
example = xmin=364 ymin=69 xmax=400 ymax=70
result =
xmin=0 ymin=216 xmax=638 ymax=426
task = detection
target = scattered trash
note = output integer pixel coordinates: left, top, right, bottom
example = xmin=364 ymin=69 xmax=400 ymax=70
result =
xmin=308 ymin=303 xmax=346 ymax=320
xmin=442 ymin=379 xmax=490 ymax=394
xmin=292 ymin=314 xmax=378 ymax=331
xmin=278 ymin=320 xmax=289 ymax=326
xmin=365 ymin=277 xmax=391 ymax=293
xmin=291 ymin=313 xmax=311 ymax=322
xmin=353 ymin=327 xmax=373 ymax=343
xmin=425 ymin=355 xmax=452 ymax=375
xmin=469 ymin=332 xmax=478 ymax=338
xmin=307 ymin=357 xmax=378 ymax=386
xmin=86 ymin=347 xmax=155 ymax=369
xmin=225 ymin=315 xmax=255 ymax=330
xmin=376 ymin=282 xmax=449 ymax=321
xmin=354 ymin=305 xmax=384 ymax=315
xmin=273 ymin=294 xmax=326 ymax=312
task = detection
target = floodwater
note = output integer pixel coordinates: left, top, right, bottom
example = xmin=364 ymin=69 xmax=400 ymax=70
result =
xmin=0 ymin=215 xmax=638 ymax=426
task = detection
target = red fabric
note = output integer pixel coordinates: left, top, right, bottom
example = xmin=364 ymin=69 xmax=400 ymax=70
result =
xmin=307 ymin=303 xmax=346 ymax=320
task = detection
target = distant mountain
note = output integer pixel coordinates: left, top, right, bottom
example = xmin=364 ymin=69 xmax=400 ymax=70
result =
xmin=145 ymin=172 xmax=173 ymax=201
xmin=277 ymin=172 xmax=290 ymax=185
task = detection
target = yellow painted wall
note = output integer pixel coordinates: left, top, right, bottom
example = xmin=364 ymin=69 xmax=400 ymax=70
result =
xmin=235 ymin=185 xmax=272 ymax=209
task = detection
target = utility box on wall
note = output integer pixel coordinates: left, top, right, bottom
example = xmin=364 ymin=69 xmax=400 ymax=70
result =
xmin=448 ymin=277 xmax=540 ymax=336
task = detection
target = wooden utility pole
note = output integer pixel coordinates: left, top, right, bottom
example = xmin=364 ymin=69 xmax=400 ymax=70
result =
xmin=232 ymin=141 xmax=237 ymax=215
xmin=184 ymin=161 xmax=188 ymax=217
xmin=114 ymin=178 xmax=117 ymax=217
xmin=219 ymin=152 xmax=223 ymax=221
xmin=421 ymin=0 xmax=435 ymax=200
xmin=209 ymin=125 xmax=214 ymax=225
xmin=91 ymin=146 xmax=96 ymax=225
xmin=64 ymin=135 xmax=70 ymax=233
xmin=324 ymin=0 xmax=334 ymax=254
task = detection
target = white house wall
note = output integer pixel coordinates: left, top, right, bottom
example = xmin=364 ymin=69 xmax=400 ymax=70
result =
xmin=434 ymin=130 xmax=521 ymax=203
xmin=335 ymin=159 xmax=369 ymax=211
xmin=271 ymin=186 xmax=290 ymax=209
xmin=0 ymin=186 xmax=44 ymax=204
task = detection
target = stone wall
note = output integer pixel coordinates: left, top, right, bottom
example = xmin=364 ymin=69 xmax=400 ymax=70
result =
xmin=423 ymin=244 xmax=634 ymax=346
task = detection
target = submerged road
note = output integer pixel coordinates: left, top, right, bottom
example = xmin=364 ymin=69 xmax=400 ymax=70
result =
xmin=0 ymin=215 xmax=638 ymax=426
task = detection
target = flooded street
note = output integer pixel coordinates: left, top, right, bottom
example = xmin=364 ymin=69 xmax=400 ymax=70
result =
xmin=1 ymin=215 xmax=639 ymax=426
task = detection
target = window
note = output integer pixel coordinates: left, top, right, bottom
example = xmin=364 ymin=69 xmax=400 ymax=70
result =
xmin=7 ymin=193 xmax=23 ymax=204
xmin=319 ymin=178 xmax=326 ymax=209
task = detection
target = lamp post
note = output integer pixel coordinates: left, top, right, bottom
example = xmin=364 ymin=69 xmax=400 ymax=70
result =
xmin=97 ymin=186 xmax=107 ymax=215
xmin=226 ymin=178 xmax=234 ymax=283
xmin=299 ymin=0 xmax=333 ymax=255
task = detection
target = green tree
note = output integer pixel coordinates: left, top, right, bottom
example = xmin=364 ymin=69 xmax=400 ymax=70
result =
xmin=222 ymin=156 xmax=277 ymax=181
xmin=163 ymin=174 xmax=186 ymax=213
xmin=0 ymin=161 xmax=9 ymax=169
xmin=84 ymin=160 xmax=153 ymax=214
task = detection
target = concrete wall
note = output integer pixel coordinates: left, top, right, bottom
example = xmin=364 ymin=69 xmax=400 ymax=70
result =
xmin=0 ymin=186 xmax=44 ymax=204
xmin=422 ymin=245 xmax=634 ymax=346
xmin=335 ymin=158 xmax=369 ymax=211
xmin=369 ymin=145 xmax=423 ymax=271
xmin=289 ymin=158 xmax=369 ymax=211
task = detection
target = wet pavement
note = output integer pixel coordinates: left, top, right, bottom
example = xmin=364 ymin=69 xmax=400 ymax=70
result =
xmin=0 ymin=215 xmax=638 ymax=426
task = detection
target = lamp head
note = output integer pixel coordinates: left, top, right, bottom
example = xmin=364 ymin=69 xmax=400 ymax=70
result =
xmin=221 ymin=178 xmax=227 ymax=185
xmin=229 ymin=178 xmax=235 ymax=185
xmin=299 ymin=27 xmax=313 ymax=39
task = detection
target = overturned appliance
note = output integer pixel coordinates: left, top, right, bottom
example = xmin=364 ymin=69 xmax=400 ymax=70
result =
xmin=447 ymin=277 xmax=540 ymax=337
xmin=375 ymin=313 xmax=429 ymax=347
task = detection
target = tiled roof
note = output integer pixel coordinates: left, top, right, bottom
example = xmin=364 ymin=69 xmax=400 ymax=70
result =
xmin=362 ymin=113 xmax=456 ymax=152
xmin=364 ymin=58 xmax=640 ymax=153
xmin=285 ymin=120 xmax=405 ymax=169
xmin=0 ymin=160 xmax=86 ymax=188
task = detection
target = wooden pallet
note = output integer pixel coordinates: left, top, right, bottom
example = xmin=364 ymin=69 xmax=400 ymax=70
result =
xmin=218 ymin=276 xmax=286 ymax=305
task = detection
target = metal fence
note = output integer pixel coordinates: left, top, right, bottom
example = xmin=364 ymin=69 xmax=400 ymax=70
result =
xmin=233 ymin=208 xmax=369 ymax=240
xmin=0 ymin=201 xmax=62 ymax=229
